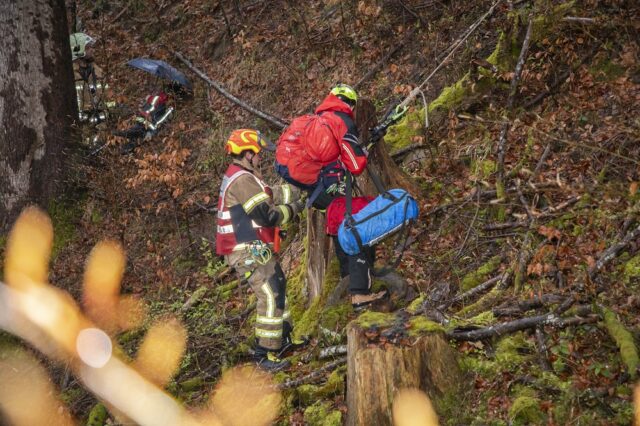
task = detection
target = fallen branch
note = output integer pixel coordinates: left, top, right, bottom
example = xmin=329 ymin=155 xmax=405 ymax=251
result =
xmin=590 ymin=223 xmax=640 ymax=279
xmin=390 ymin=142 xmax=428 ymax=158
xmin=398 ymin=0 xmax=503 ymax=109
xmin=173 ymin=50 xmax=288 ymax=129
xmin=277 ymin=357 xmax=347 ymax=390
xmin=535 ymin=327 xmax=552 ymax=371
xmin=484 ymin=195 xmax=582 ymax=231
xmin=437 ymin=275 xmax=503 ymax=311
xmin=319 ymin=345 xmax=348 ymax=359
xmin=492 ymin=294 xmax=566 ymax=317
xmin=496 ymin=15 xmax=534 ymax=194
xmin=112 ymin=4 xmax=130 ymax=23
xmin=563 ymin=16 xmax=597 ymax=24
xmin=448 ymin=308 xmax=586 ymax=341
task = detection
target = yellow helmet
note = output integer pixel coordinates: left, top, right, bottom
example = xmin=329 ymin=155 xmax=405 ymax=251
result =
xmin=225 ymin=129 xmax=275 ymax=155
xmin=330 ymin=83 xmax=357 ymax=105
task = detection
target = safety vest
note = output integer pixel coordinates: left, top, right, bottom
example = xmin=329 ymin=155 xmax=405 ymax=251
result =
xmin=216 ymin=164 xmax=275 ymax=255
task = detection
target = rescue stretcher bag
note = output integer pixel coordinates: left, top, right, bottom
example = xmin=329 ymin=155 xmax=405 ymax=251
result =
xmin=337 ymin=187 xmax=419 ymax=256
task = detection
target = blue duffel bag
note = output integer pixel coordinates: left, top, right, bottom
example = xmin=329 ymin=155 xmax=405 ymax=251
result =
xmin=338 ymin=187 xmax=419 ymax=256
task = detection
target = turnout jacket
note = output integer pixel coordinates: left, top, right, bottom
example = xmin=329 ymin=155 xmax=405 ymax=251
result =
xmin=216 ymin=158 xmax=300 ymax=255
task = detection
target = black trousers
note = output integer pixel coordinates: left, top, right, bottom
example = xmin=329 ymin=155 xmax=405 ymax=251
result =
xmin=333 ymin=236 xmax=375 ymax=295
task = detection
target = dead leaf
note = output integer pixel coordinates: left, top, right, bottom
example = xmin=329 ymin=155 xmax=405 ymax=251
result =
xmin=538 ymin=225 xmax=562 ymax=240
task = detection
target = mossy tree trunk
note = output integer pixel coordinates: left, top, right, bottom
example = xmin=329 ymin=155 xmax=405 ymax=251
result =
xmin=346 ymin=321 xmax=463 ymax=425
xmin=355 ymin=99 xmax=419 ymax=197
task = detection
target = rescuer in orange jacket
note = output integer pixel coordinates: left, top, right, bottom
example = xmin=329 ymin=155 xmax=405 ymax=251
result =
xmin=216 ymin=129 xmax=307 ymax=372
xmin=275 ymin=84 xmax=369 ymax=208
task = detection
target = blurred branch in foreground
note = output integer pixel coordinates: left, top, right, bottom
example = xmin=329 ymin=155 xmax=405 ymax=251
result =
xmin=0 ymin=207 xmax=280 ymax=426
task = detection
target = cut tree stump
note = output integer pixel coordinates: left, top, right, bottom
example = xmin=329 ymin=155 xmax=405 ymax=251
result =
xmin=346 ymin=316 xmax=463 ymax=425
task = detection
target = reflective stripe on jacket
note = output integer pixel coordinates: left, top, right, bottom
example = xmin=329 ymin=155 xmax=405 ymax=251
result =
xmin=216 ymin=164 xmax=275 ymax=255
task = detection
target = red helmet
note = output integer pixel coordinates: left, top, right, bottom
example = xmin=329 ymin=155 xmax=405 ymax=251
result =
xmin=225 ymin=129 xmax=275 ymax=155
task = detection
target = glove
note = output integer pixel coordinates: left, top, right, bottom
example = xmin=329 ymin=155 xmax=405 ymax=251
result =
xmin=289 ymin=199 xmax=305 ymax=216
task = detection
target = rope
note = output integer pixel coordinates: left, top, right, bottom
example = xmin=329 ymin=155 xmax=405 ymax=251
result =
xmin=397 ymin=0 xmax=503 ymax=110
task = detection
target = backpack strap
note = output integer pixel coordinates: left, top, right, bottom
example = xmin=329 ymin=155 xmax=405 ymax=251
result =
xmin=372 ymin=197 xmax=415 ymax=277
xmin=343 ymin=171 xmax=365 ymax=254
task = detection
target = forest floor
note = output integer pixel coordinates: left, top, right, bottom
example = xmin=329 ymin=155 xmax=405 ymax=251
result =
xmin=4 ymin=0 xmax=639 ymax=425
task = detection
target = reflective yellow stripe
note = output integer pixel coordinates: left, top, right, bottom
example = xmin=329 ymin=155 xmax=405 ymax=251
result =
xmin=243 ymin=192 xmax=269 ymax=212
xmin=256 ymin=328 xmax=282 ymax=338
xmin=257 ymin=316 xmax=283 ymax=325
xmin=283 ymin=311 xmax=290 ymax=320
xmin=261 ymin=283 xmax=275 ymax=318
xmin=278 ymin=205 xmax=290 ymax=224
xmin=282 ymin=185 xmax=291 ymax=204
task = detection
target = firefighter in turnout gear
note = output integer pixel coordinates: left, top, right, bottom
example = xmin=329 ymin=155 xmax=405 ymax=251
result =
xmin=216 ymin=129 xmax=307 ymax=372
xmin=70 ymin=33 xmax=114 ymax=125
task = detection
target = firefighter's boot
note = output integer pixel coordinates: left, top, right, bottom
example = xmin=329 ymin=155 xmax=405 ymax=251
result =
xmin=351 ymin=290 xmax=389 ymax=311
xmin=254 ymin=345 xmax=290 ymax=372
xmin=278 ymin=322 xmax=310 ymax=357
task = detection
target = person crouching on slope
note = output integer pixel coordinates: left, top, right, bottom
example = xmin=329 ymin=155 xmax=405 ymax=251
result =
xmin=216 ymin=129 xmax=307 ymax=372
xmin=276 ymin=84 xmax=388 ymax=309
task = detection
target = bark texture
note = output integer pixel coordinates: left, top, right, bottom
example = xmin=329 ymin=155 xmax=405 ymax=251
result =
xmin=0 ymin=0 xmax=76 ymax=230
xmin=305 ymin=208 xmax=334 ymax=300
xmin=346 ymin=322 xmax=463 ymax=425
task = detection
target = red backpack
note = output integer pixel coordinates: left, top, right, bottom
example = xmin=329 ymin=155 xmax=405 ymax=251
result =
xmin=275 ymin=114 xmax=340 ymax=185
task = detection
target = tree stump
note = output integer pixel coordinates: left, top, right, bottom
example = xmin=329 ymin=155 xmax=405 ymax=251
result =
xmin=346 ymin=316 xmax=463 ymax=425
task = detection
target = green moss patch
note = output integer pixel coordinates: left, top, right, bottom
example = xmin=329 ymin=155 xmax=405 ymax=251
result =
xmin=602 ymin=308 xmax=639 ymax=378
xmin=461 ymin=256 xmax=501 ymax=291
xmin=495 ymin=332 xmax=534 ymax=370
xmin=509 ymin=396 xmax=545 ymax=425
xmin=303 ymin=401 xmax=342 ymax=426
xmin=48 ymin=199 xmax=82 ymax=258
xmin=292 ymin=257 xmax=349 ymax=339
xmin=353 ymin=311 xmax=396 ymax=328
xmin=623 ymin=254 xmax=640 ymax=286
xmin=407 ymin=316 xmax=444 ymax=336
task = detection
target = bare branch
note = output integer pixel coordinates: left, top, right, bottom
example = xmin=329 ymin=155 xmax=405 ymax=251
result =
xmin=277 ymin=357 xmax=347 ymax=390
xmin=173 ymin=50 xmax=289 ymax=129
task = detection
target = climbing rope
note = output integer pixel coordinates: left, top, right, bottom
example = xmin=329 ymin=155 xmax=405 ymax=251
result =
xmin=397 ymin=0 xmax=504 ymax=111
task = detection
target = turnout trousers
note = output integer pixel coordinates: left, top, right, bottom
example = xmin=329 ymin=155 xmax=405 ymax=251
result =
xmin=226 ymin=251 xmax=290 ymax=351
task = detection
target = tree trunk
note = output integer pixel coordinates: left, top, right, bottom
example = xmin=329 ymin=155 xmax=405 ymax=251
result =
xmin=354 ymin=99 xmax=420 ymax=198
xmin=0 ymin=0 xmax=76 ymax=231
xmin=346 ymin=321 xmax=463 ymax=425
xmin=305 ymin=209 xmax=334 ymax=300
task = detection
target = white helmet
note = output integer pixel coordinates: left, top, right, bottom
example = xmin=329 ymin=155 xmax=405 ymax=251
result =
xmin=70 ymin=33 xmax=95 ymax=61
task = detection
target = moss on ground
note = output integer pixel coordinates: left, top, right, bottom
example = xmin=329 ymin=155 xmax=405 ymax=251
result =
xmin=303 ymin=401 xmax=342 ymax=426
xmin=602 ymin=308 xmax=639 ymax=378
xmin=460 ymin=256 xmax=502 ymax=291
xmin=509 ymin=396 xmax=545 ymax=425
xmin=86 ymin=403 xmax=108 ymax=426
xmin=48 ymin=199 xmax=82 ymax=258
xmin=495 ymin=332 xmax=534 ymax=370
xmin=292 ymin=257 xmax=346 ymax=339
xmin=296 ymin=366 xmax=346 ymax=406
xmin=406 ymin=294 xmax=426 ymax=314
xmin=623 ymin=254 xmax=640 ymax=286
